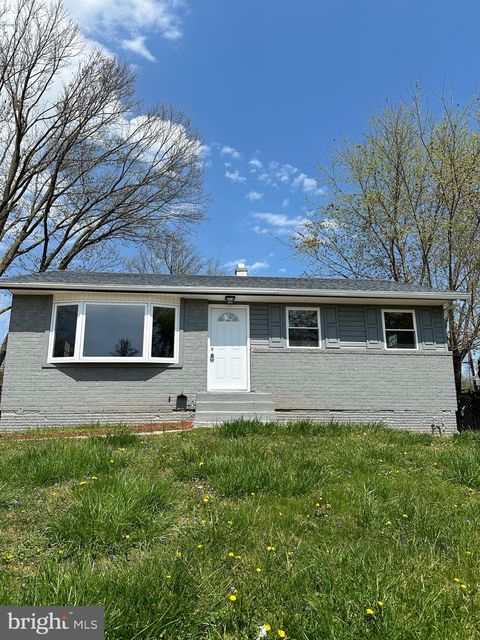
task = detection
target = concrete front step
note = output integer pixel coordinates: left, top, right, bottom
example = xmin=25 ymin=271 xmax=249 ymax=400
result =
xmin=196 ymin=401 xmax=275 ymax=412
xmin=194 ymin=392 xmax=275 ymax=425
xmin=196 ymin=392 xmax=273 ymax=403
xmin=194 ymin=411 xmax=276 ymax=425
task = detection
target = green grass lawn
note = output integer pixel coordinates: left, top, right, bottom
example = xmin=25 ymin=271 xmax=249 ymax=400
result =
xmin=1 ymin=421 xmax=480 ymax=639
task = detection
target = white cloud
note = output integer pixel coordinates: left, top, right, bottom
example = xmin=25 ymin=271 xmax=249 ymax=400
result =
xmin=220 ymin=145 xmax=241 ymax=159
xmin=121 ymin=35 xmax=155 ymax=61
xmin=225 ymin=170 xmax=246 ymax=183
xmin=249 ymin=158 xmax=263 ymax=170
xmin=223 ymin=258 xmax=269 ymax=273
xmin=252 ymin=225 xmax=269 ymax=235
xmin=245 ymin=190 xmax=264 ymax=202
xmin=252 ymin=212 xmax=309 ymax=228
xmin=281 ymin=198 xmax=290 ymax=208
xmin=65 ymin=0 xmax=184 ymax=59
xmin=292 ymin=172 xmax=325 ymax=196
xmin=249 ymin=261 xmax=269 ymax=272
xmin=278 ymin=267 xmax=287 ymax=274
xmin=251 ymin=212 xmax=309 ymax=236
xmin=224 ymin=258 xmax=246 ymax=269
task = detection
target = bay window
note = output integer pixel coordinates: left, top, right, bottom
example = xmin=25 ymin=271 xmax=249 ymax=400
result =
xmin=49 ymin=301 xmax=179 ymax=363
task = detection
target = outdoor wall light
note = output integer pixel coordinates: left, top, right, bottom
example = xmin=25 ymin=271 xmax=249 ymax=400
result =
xmin=225 ymin=295 xmax=236 ymax=304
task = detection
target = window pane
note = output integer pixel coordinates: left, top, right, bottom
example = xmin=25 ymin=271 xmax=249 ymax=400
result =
xmin=83 ymin=304 xmax=144 ymax=357
xmin=386 ymin=330 xmax=416 ymax=349
xmin=384 ymin=312 xmax=414 ymax=330
xmin=152 ymin=307 xmax=175 ymax=358
xmin=289 ymin=328 xmax=319 ymax=347
xmin=288 ymin=310 xmax=318 ymax=328
xmin=53 ymin=305 xmax=78 ymax=358
xmin=218 ymin=312 xmax=239 ymax=322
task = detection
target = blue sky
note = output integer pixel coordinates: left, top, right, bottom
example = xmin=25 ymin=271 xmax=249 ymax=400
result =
xmin=67 ymin=1 xmax=480 ymax=276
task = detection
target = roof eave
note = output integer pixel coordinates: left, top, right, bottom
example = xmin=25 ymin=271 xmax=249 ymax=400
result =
xmin=0 ymin=281 xmax=469 ymax=301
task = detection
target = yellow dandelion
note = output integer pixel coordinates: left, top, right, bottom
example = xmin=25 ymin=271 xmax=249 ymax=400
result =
xmin=228 ymin=552 xmax=235 ymax=557
xmin=200 ymin=519 xmax=206 ymax=525
xmin=266 ymin=545 xmax=276 ymax=552
xmin=315 ymin=502 xmax=321 ymax=507
xmin=453 ymin=577 xmax=461 ymax=583
xmin=251 ymin=492 xmax=256 ymax=496
xmin=287 ymin=550 xmax=294 ymax=556
xmin=460 ymin=584 xmax=468 ymax=590
xmin=228 ymin=594 xmax=237 ymax=602
xmin=91 ymin=476 xmax=98 ymax=480
xmin=277 ymin=630 xmax=286 ymax=638
xmin=256 ymin=567 xmax=262 ymax=573
xmin=166 ymin=575 xmax=172 ymax=580
xmin=202 ymin=496 xmax=210 ymax=503
xmin=385 ymin=520 xmax=392 ymax=526
xmin=227 ymin=520 xmax=233 ymax=525
xmin=365 ymin=608 xmax=375 ymax=616
xmin=109 ymin=459 xmax=114 ymax=463
xmin=235 ymin=555 xmax=242 ymax=560
xmin=175 ymin=551 xmax=182 ymax=558
xmin=197 ymin=544 xmax=203 ymax=549
xmin=263 ymin=624 xmax=271 ymax=632
xmin=124 ymin=534 xmax=130 ymax=540
xmin=78 ymin=480 xmax=88 ymax=485
xmin=402 ymin=514 xmax=408 ymax=519
xmin=198 ymin=461 xmax=204 ymax=466
xmin=377 ymin=601 xmax=384 ymax=607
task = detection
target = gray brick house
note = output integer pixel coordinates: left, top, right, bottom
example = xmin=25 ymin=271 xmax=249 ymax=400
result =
xmin=0 ymin=265 xmax=467 ymax=433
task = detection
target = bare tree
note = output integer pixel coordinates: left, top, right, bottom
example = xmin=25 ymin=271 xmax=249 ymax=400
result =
xmin=292 ymin=93 xmax=480 ymax=394
xmin=125 ymin=230 xmax=225 ymax=275
xmin=0 ymin=0 xmax=207 ymax=278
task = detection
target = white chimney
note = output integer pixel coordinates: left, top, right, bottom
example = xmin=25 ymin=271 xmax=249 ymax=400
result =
xmin=235 ymin=261 xmax=248 ymax=277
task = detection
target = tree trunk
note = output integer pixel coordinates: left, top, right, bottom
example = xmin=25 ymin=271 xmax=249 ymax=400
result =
xmin=452 ymin=350 xmax=464 ymax=399
xmin=0 ymin=335 xmax=7 ymax=369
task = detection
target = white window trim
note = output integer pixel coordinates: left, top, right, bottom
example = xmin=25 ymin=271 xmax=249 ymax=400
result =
xmin=381 ymin=309 xmax=418 ymax=351
xmin=48 ymin=299 xmax=180 ymax=364
xmin=286 ymin=306 xmax=321 ymax=349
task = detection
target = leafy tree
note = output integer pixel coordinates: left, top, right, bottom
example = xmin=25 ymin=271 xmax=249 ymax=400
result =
xmin=0 ymin=0 xmax=206 ymax=277
xmin=293 ymin=94 xmax=480 ymax=393
xmin=124 ymin=230 xmax=225 ymax=275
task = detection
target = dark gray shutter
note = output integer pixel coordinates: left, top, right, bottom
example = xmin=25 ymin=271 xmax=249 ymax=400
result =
xmin=365 ymin=306 xmax=381 ymax=349
xmin=324 ymin=306 xmax=340 ymax=348
xmin=418 ymin=308 xmax=435 ymax=350
xmin=268 ymin=304 xmax=284 ymax=347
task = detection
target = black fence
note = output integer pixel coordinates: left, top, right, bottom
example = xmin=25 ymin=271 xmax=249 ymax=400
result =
xmin=457 ymin=392 xmax=480 ymax=431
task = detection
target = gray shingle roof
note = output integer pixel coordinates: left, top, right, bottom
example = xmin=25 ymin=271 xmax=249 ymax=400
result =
xmin=0 ymin=270 xmax=466 ymax=300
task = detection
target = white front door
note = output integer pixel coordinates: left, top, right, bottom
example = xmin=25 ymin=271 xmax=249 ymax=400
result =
xmin=208 ymin=305 xmax=249 ymax=391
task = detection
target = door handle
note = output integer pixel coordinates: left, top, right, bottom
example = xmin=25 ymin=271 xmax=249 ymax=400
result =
xmin=210 ymin=352 xmax=214 ymax=362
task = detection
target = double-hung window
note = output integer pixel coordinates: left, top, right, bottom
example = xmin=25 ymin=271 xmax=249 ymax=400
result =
xmin=49 ymin=301 xmax=179 ymax=363
xmin=382 ymin=310 xmax=417 ymax=350
xmin=286 ymin=307 xmax=321 ymax=348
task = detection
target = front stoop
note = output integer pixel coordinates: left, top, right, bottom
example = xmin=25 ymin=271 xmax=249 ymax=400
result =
xmin=194 ymin=392 xmax=275 ymax=425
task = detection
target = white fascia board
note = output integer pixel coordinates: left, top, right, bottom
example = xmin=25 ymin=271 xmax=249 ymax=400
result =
xmin=4 ymin=282 xmax=469 ymax=302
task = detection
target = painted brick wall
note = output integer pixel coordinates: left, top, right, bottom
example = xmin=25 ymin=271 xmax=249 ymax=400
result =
xmin=0 ymin=294 xmax=458 ymax=433
xmin=0 ymin=295 xmax=208 ymax=430
xmin=250 ymin=349 xmax=457 ymax=433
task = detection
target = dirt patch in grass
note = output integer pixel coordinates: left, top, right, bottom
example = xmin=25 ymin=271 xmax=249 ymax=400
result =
xmin=0 ymin=421 xmax=193 ymax=441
